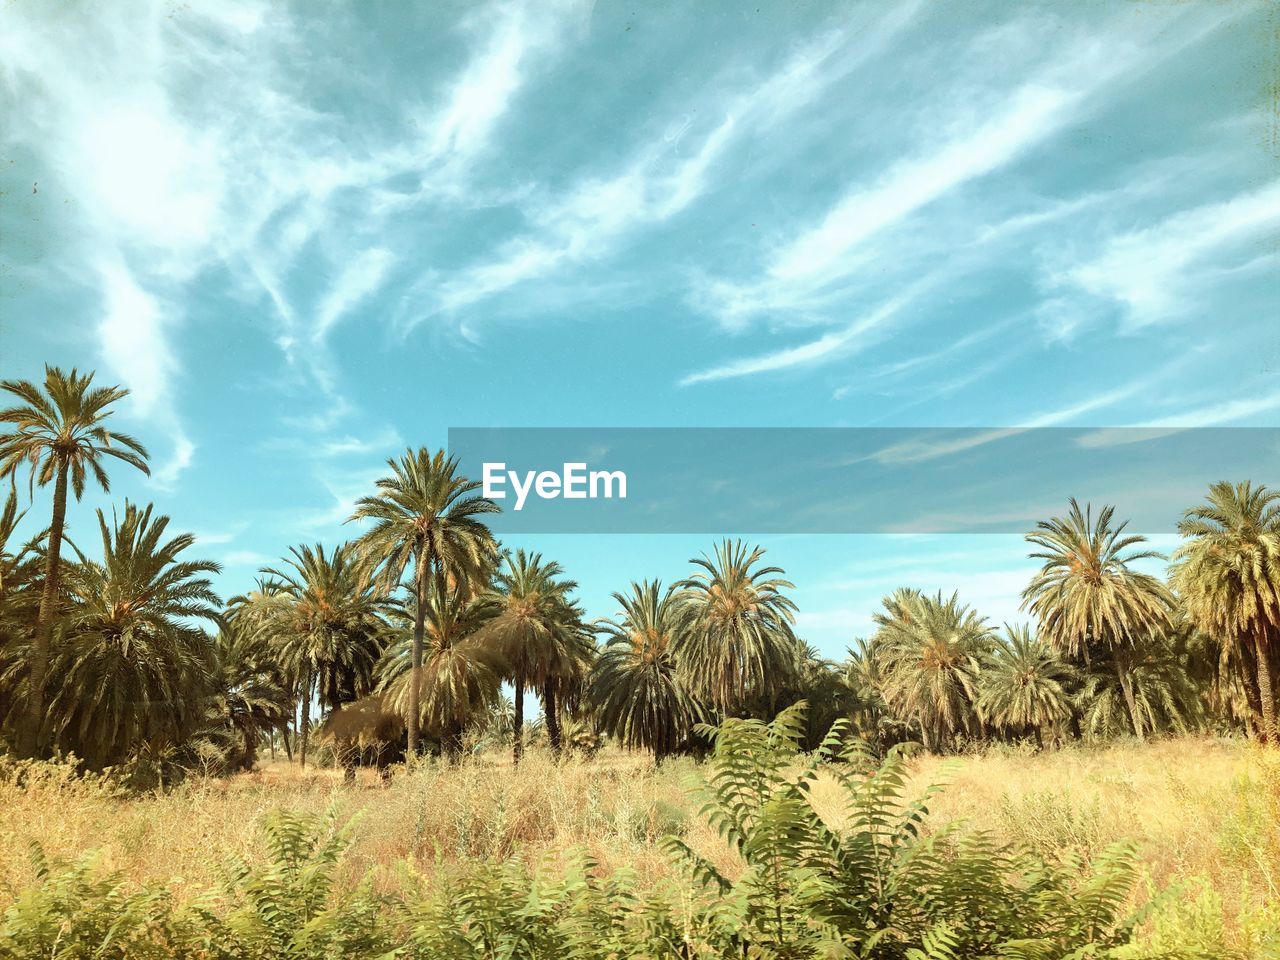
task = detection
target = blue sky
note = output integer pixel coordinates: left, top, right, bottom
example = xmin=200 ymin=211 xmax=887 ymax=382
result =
xmin=1 ymin=0 xmax=1277 ymax=656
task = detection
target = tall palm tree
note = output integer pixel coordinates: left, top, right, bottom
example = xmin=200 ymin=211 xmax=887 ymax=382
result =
xmin=589 ymin=580 xmax=703 ymax=761
xmin=480 ymin=549 xmax=585 ymax=762
xmin=226 ymin=577 xmax=297 ymax=759
xmin=45 ymin=502 xmax=220 ymax=768
xmin=0 ymin=366 xmax=150 ymax=757
xmin=1171 ymin=481 xmax=1280 ymax=742
xmin=789 ymin=642 xmax=858 ymax=750
xmin=376 ymin=582 xmax=503 ymax=758
xmin=873 ymin=589 xmax=994 ymax=752
xmin=349 ymin=448 xmax=498 ymax=756
xmin=209 ymin=625 xmax=294 ymax=771
xmin=476 ymin=694 xmax=516 ymax=749
xmin=542 ymin=617 xmax=596 ymax=756
xmin=1074 ymin=631 xmax=1202 ymax=740
xmin=843 ymin=637 xmax=895 ymax=749
xmin=673 ymin=539 xmax=799 ymax=715
xmin=976 ymin=625 xmax=1077 ymax=748
xmin=1022 ymin=499 xmax=1174 ymax=741
xmin=258 ymin=543 xmax=394 ymax=767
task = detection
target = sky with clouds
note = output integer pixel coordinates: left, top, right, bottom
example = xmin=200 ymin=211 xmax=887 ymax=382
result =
xmin=1 ymin=0 xmax=1277 ymax=656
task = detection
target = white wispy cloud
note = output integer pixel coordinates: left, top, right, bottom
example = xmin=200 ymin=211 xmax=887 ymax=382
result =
xmin=298 ymin=463 xmax=390 ymax=531
xmin=681 ymin=5 xmax=1241 ymax=383
xmin=710 ymin=84 xmax=1075 ymax=327
xmin=0 ymin=0 xmax=588 ymax=488
xmin=314 ymin=248 xmax=395 ymax=343
xmin=681 ymin=282 xmax=932 ymax=386
xmin=798 ymin=565 xmax=1035 ymax=638
xmin=191 ymin=521 xmax=251 ymax=546
xmin=679 ymin=184 xmax=1113 ymax=388
xmin=95 ymin=258 xmax=175 ymax=418
xmin=1040 ymin=180 xmax=1280 ymax=335
xmin=865 ymin=366 xmax=1182 ymax=464
xmin=150 ymin=434 xmax=197 ymax=490
xmin=425 ymin=0 xmax=587 ymax=173
xmin=833 ymin=315 xmax=1023 ymax=400
xmin=422 ymin=5 xmax=924 ymax=325
xmin=222 ymin=549 xmax=271 ymax=567
xmin=1143 ymin=391 xmax=1280 ymax=427
xmin=94 ymin=256 xmax=195 ymax=485
xmin=1076 ymin=389 xmax=1280 ymax=448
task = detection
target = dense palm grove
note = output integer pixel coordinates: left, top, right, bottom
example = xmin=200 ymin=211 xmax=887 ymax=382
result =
xmin=2 ymin=365 xmax=1279 ymax=784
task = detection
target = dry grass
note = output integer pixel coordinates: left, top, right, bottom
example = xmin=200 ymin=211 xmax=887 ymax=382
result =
xmin=2 ymin=736 xmax=1278 ymax=938
xmin=0 ymin=749 xmax=724 ymax=904
xmin=809 ymin=736 xmax=1280 ymax=938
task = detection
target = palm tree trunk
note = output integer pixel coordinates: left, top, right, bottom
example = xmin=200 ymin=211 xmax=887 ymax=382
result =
xmin=299 ymin=671 xmax=312 ymax=768
xmin=1254 ymin=629 xmax=1277 ymax=744
xmin=243 ymin=728 xmax=257 ymax=770
xmin=513 ymin=678 xmax=524 ymax=765
xmin=408 ymin=574 xmax=425 ymax=757
xmin=543 ymin=681 xmax=562 ymax=758
xmin=340 ymin=740 xmax=357 ymax=782
xmin=19 ymin=459 xmax=68 ymax=758
xmin=282 ymin=723 xmax=293 ymax=762
xmin=1115 ymin=659 xmax=1144 ymax=742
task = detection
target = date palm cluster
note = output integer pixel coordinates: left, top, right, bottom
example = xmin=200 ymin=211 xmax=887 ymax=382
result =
xmin=1 ymin=365 xmax=1278 ymax=782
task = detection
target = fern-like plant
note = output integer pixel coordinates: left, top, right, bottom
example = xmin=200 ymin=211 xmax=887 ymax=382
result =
xmin=665 ymin=702 xmax=1158 ymax=959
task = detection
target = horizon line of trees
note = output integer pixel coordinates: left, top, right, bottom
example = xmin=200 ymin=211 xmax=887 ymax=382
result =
xmin=1 ymin=365 xmax=1278 ymax=785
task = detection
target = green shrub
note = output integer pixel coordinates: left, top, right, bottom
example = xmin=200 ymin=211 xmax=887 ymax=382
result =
xmin=190 ymin=808 xmax=392 ymax=960
xmin=665 ymin=704 xmax=1160 ymax=958
xmin=0 ymin=845 xmax=193 ymax=959
xmin=1218 ymin=753 xmax=1280 ymax=898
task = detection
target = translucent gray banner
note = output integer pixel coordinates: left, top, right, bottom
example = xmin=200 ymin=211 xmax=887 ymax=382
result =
xmin=447 ymin=427 xmax=1280 ymax=534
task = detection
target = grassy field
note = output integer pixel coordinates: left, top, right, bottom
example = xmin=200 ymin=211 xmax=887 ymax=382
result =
xmin=2 ymin=737 xmax=1278 ymax=954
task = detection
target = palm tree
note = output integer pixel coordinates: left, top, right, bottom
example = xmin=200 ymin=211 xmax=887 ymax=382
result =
xmin=477 ymin=694 xmax=516 ymax=748
xmin=480 ymin=549 xmax=586 ymax=762
xmin=589 ymin=580 xmax=703 ymax=761
xmin=0 ymin=488 xmax=40 ymax=632
xmin=1171 ymin=481 xmax=1280 ymax=742
xmin=0 ymin=489 xmax=42 ymax=744
xmin=376 ymin=582 xmax=503 ymax=758
xmin=45 ymin=502 xmax=220 ymax=768
xmin=258 ymin=543 xmax=394 ymax=767
xmin=873 ymin=589 xmax=994 ymax=752
xmin=542 ymin=618 xmax=596 ymax=756
xmin=1022 ymin=499 xmax=1174 ymax=741
xmin=0 ymin=366 xmax=150 ymax=757
xmin=226 ymin=577 xmax=297 ymax=759
xmin=209 ymin=626 xmax=294 ymax=771
xmin=0 ymin=488 xmax=34 ymax=596
xmin=976 ymin=625 xmax=1076 ymax=748
xmin=1074 ymin=632 xmax=1202 ymax=740
xmin=732 ymin=638 xmax=852 ymax=747
xmin=843 ymin=637 xmax=897 ymax=750
xmin=349 ymin=448 xmax=498 ymax=756
xmin=789 ymin=642 xmax=858 ymax=749
xmin=674 ymin=539 xmax=799 ymax=715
